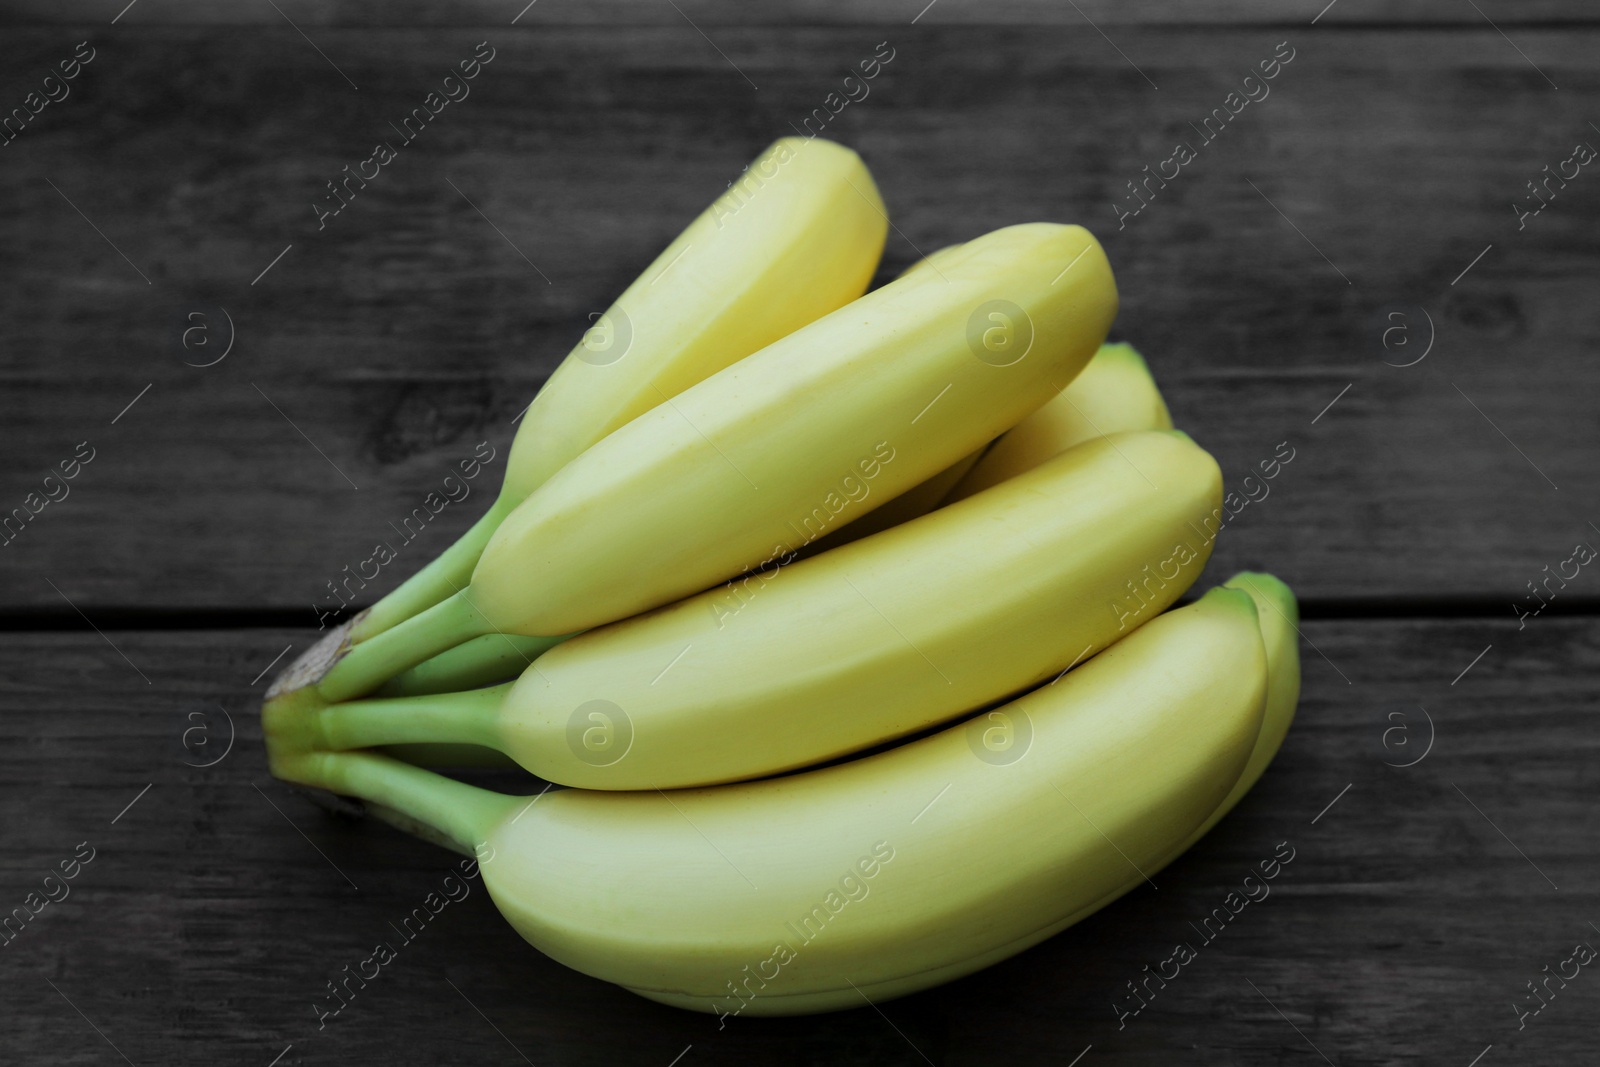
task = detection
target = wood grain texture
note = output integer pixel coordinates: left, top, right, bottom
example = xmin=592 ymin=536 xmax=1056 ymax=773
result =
xmin=4 ymin=11 xmax=1596 ymax=1067
xmin=4 ymin=1 xmax=1597 ymax=28
xmin=3 ymin=24 xmax=1597 ymax=612
xmin=0 ymin=619 xmax=1593 ymax=1065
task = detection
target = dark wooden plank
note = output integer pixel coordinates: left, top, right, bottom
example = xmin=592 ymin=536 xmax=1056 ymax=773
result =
xmin=0 ymin=618 xmax=1594 ymax=1065
xmin=2 ymin=24 xmax=1597 ymax=612
xmin=2 ymin=0 xmax=1595 ymax=28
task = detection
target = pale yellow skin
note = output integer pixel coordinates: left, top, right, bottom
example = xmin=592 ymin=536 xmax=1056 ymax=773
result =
xmin=502 ymin=431 xmax=1217 ymax=787
xmin=351 ymin=136 xmax=888 ymax=641
xmin=284 ymin=587 xmax=1266 ymax=1016
xmin=947 ymin=341 xmax=1173 ymax=503
xmin=801 ymin=445 xmax=986 ymax=553
xmin=803 ymin=341 xmax=1170 ymax=557
xmin=899 ymin=241 xmax=970 ymax=280
xmin=1192 ymin=573 xmax=1301 ymax=838
xmin=762 ymin=246 xmax=986 ymax=556
xmin=302 ymin=432 xmax=1223 ymax=789
xmin=346 ymin=340 xmax=1171 ymax=705
xmin=471 ymin=223 xmax=1119 ymax=637
xmin=503 ymin=137 xmax=889 ymax=499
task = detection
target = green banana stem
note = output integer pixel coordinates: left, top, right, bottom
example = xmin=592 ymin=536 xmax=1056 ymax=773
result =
xmin=349 ymin=494 xmax=517 ymax=644
xmin=310 ymin=684 xmax=511 ymax=752
xmin=317 ymin=589 xmax=490 ymax=703
xmin=292 ymin=749 xmax=523 ymax=856
xmin=381 ymin=744 xmax=521 ymax=770
xmin=375 ymin=632 xmax=569 ymax=698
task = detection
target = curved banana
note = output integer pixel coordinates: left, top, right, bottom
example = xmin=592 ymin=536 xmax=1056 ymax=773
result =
xmin=796 ymin=249 xmax=987 ymax=554
xmin=280 ymin=431 xmax=1221 ymax=788
xmin=370 ymin=342 xmax=1170 ymax=703
xmin=270 ymin=586 xmax=1266 ymax=1015
xmin=351 ymin=137 xmax=889 ymax=643
xmin=1042 ymin=571 xmax=1300 ymax=931
xmin=899 ymin=241 xmax=970 ymax=280
xmin=1195 ymin=572 xmax=1300 ymax=837
xmin=812 ymin=341 xmax=1172 ymax=554
xmin=319 ymin=222 xmax=1118 ymax=699
xmin=945 ymin=341 xmax=1171 ymax=503
xmin=377 ymin=240 xmax=962 ymax=696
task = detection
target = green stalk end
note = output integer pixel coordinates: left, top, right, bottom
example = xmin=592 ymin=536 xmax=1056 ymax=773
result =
xmin=287 ymin=750 xmax=525 ymax=857
xmin=314 ymin=684 xmax=514 ymax=753
xmin=375 ymin=632 xmax=571 ymax=698
xmin=349 ymin=493 xmax=517 ymax=643
xmin=317 ymin=588 xmax=490 ymax=703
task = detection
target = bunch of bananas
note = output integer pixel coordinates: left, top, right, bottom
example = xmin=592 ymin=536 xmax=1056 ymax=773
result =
xmin=264 ymin=137 xmax=1300 ymax=1016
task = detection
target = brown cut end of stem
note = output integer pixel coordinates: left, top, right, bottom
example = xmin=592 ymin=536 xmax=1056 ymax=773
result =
xmin=266 ymin=613 xmax=363 ymax=700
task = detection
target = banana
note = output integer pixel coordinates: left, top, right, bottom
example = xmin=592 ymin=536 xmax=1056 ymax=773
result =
xmin=945 ymin=341 xmax=1172 ymax=503
xmin=1035 ymin=571 xmax=1300 ymax=936
xmin=350 ymin=137 xmax=889 ymax=643
xmin=317 ymin=222 xmax=1118 ymax=700
xmin=813 ymin=340 xmax=1174 ymax=553
xmin=795 ymin=247 xmax=987 ymax=554
xmin=373 ymin=341 xmax=1171 ymax=702
xmin=899 ymin=241 xmax=970 ymax=279
xmin=790 ymin=445 xmax=985 ymax=556
xmin=1192 ymin=572 xmax=1300 ymax=838
xmin=268 ymin=585 xmax=1266 ymax=1015
xmin=275 ymin=431 xmax=1222 ymax=788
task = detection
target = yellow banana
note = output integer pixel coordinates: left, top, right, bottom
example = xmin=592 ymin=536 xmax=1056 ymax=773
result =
xmin=813 ymin=341 xmax=1172 ymax=554
xmin=1038 ymin=571 xmax=1300 ymax=933
xmin=796 ymin=247 xmax=987 ymax=554
xmin=899 ymin=241 xmax=970 ymax=279
xmin=317 ymin=222 xmax=1118 ymax=699
xmin=1192 ymin=572 xmax=1300 ymax=838
xmin=946 ymin=340 xmax=1172 ymax=503
xmin=770 ymin=444 xmax=984 ymax=557
xmin=269 ymin=585 xmax=1266 ymax=1015
xmin=350 ymin=137 xmax=888 ymax=642
xmin=280 ymin=431 xmax=1221 ymax=788
xmin=372 ymin=342 xmax=1170 ymax=703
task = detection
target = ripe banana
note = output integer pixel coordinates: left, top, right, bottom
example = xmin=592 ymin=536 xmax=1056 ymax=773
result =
xmin=899 ymin=241 xmax=969 ymax=280
xmin=277 ymin=430 xmax=1222 ymax=789
xmin=946 ymin=341 xmax=1172 ymax=503
xmin=376 ymin=341 xmax=1172 ymax=703
xmin=1189 ymin=572 xmax=1300 ymax=840
xmin=318 ymin=222 xmax=1118 ymax=700
xmin=350 ymin=137 xmax=889 ymax=643
xmin=269 ymin=585 xmax=1267 ymax=1015
xmin=790 ymin=444 xmax=984 ymax=556
xmin=796 ymin=247 xmax=988 ymax=554
xmin=1048 ymin=571 xmax=1300 ymax=930
xmin=815 ymin=340 xmax=1174 ymax=554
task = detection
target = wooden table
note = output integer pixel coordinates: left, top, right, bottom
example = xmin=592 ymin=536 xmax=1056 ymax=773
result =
xmin=3 ymin=3 xmax=1596 ymax=1064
